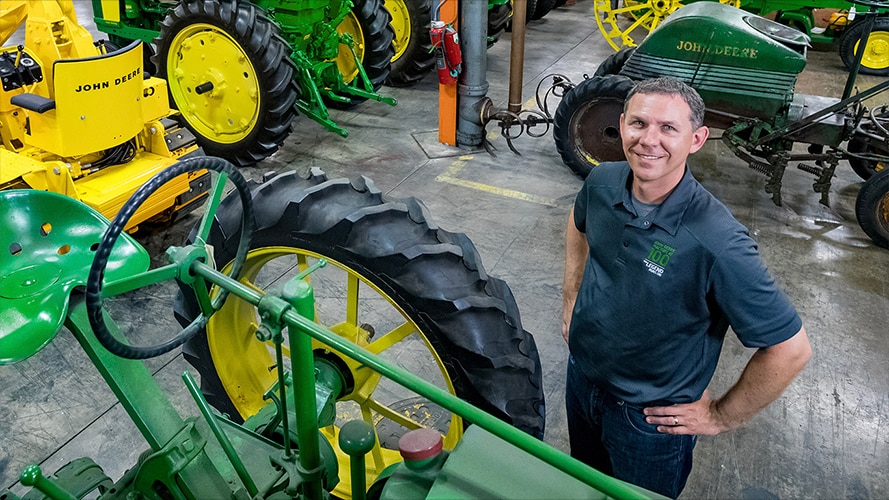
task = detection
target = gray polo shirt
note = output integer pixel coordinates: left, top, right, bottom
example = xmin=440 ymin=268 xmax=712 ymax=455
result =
xmin=569 ymin=162 xmax=802 ymax=406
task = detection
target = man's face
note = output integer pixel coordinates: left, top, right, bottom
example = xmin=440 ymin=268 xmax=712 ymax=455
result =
xmin=619 ymin=92 xmax=709 ymax=192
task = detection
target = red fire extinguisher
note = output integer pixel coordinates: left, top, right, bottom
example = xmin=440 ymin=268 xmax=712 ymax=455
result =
xmin=430 ymin=20 xmax=462 ymax=85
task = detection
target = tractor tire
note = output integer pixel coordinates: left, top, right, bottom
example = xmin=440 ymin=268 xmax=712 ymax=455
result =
xmin=855 ymin=167 xmax=889 ymax=248
xmin=154 ymin=0 xmax=299 ymax=167
xmin=839 ymin=17 xmax=889 ymax=76
xmin=175 ymin=170 xmax=545 ymax=496
xmin=330 ymin=0 xmax=395 ymax=109
xmin=593 ymin=47 xmax=636 ymax=77
xmin=553 ymin=75 xmax=634 ymax=178
xmin=385 ymin=0 xmax=435 ymax=86
xmin=531 ymin=0 xmax=558 ymax=20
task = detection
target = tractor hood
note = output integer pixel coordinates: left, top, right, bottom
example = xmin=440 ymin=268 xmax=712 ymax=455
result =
xmin=636 ymin=2 xmax=808 ymax=73
xmin=620 ymin=2 xmax=810 ymax=123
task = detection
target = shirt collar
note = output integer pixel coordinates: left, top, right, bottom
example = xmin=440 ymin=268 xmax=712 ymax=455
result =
xmin=611 ymin=164 xmax=697 ymax=236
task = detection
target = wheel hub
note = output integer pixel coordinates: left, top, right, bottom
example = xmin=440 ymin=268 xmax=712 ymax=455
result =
xmin=167 ymin=24 xmax=260 ymax=143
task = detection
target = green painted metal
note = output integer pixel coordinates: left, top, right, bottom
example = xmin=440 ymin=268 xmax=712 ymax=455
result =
xmin=5 ymin=184 xmax=660 ymax=499
xmin=89 ymin=0 xmax=395 ymax=139
xmin=186 ymin=259 xmax=652 ymax=499
xmin=0 ymin=190 xmax=148 ymax=365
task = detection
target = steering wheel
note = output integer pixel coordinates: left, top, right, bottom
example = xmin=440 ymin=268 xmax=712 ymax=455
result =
xmin=85 ymin=156 xmax=255 ymax=359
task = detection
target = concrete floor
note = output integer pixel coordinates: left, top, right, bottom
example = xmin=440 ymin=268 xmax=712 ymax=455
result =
xmin=2 ymin=1 xmax=889 ymax=498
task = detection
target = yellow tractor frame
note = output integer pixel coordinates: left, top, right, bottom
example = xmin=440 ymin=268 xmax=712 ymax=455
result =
xmin=0 ymin=0 xmax=206 ymax=232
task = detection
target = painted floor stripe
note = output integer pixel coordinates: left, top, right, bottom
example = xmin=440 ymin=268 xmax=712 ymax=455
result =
xmin=436 ymin=155 xmax=558 ymax=207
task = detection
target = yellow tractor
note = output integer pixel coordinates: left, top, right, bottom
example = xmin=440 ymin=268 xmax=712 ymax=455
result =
xmin=0 ymin=0 xmax=207 ymax=232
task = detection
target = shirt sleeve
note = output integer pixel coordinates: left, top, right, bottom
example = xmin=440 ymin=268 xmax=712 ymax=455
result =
xmin=573 ymin=182 xmax=588 ymax=233
xmin=709 ymin=229 xmax=803 ymax=348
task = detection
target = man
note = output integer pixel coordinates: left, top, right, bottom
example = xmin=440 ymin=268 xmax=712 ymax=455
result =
xmin=562 ymin=77 xmax=811 ymax=498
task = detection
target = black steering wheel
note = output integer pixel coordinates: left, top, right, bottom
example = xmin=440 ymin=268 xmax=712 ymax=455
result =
xmin=85 ymin=156 xmax=254 ymax=359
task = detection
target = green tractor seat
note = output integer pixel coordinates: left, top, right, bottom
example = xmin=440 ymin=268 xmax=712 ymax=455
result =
xmin=0 ymin=190 xmax=149 ymax=364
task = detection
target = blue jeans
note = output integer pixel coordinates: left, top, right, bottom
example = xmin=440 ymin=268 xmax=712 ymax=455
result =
xmin=566 ymin=355 xmax=696 ymax=499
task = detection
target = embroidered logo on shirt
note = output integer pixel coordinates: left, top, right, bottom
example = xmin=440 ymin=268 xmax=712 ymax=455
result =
xmin=643 ymin=241 xmax=675 ymax=277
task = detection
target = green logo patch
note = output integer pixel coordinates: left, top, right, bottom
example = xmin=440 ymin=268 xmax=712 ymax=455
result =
xmin=643 ymin=241 xmax=675 ymax=277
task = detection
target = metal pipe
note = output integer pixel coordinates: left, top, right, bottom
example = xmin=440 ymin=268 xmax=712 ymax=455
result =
xmin=456 ymin=0 xmax=490 ymax=147
xmin=509 ymin=0 xmax=528 ymax=113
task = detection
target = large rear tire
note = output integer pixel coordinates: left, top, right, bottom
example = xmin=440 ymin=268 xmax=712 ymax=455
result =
xmin=840 ymin=17 xmax=889 ymax=76
xmin=331 ymin=0 xmax=395 ymax=109
xmin=154 ymin=0 xmax=299 ymax=167
xmin=553 ymin=75 xmax=633 ymax=178
xmin=175 ymin=170 xmax=545 ymax=497
xmin=385 ymin=0 xmax=435 ymax=86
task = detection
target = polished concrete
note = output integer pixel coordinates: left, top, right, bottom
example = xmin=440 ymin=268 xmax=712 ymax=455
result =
xmin=2 ymin=1 xmax=888 ymax=498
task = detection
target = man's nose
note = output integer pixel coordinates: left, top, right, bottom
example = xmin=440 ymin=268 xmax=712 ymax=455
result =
xmin=639 ymin=126 xmax=659 ymax=145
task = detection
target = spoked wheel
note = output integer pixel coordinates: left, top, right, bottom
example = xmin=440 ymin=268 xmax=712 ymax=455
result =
xmin=176 ymin=170 xmax=545 ymax=498
xmin=331 ymin=0 xmax=395 ymax=109
xmin=154 ymin=0 xmax=299 ymax=167
xmin=856 ymin=167 xmax=889 ymax=248
xmin=840 ymin=17 xmax=889 ymax=76
xmin=553 ymin=75 xmax=634 ymax=178
xmin=385 ymin=0 xmax=434 ymax=86
xmin=595 ymin=0 xmax=739 ymax=51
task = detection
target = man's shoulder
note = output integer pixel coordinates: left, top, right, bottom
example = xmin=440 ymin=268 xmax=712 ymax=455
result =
xmin=681 ymin=182 xmax=753 ymax=253
xmin=585 ymin=161 xmax=630 ymax=186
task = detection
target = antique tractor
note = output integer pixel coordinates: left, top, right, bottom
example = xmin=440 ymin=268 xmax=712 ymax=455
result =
xmin=0 ymin=157 xmax=660 ymax=499
xmin=90 ymin=0 xmax=396 ymax=167
xmin=0 ymin=0 xmax=208 ymax=232
xmin=595 ymin=0 xmax=889 ymax=75
xmin=553 ymin=0 xmax=889 ymax=248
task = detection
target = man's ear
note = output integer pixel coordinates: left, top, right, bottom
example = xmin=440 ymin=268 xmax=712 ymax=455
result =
xmin=689 ymin=125 xmax=710 ymax=154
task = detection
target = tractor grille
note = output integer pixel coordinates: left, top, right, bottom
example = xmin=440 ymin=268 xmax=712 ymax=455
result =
xmin=621 ymin=52 xmax=797 ymax=122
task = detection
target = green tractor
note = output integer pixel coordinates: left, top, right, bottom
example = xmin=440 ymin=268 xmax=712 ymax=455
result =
xmin=0 ymin=158 xmax=661 ymax=499
xmin=596 ymin=0 xmax=889 ymax=75
xmin=91 ymin=0 xmax=396 ymax=167
xmin=553 ymin=0 xmax=889 ymax=248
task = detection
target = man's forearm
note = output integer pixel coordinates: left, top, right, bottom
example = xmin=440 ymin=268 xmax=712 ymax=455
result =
xmin=711 ymin=327 xmax=812 ymax=431
xmin=562 ymin=207 xmax=588 ymax=342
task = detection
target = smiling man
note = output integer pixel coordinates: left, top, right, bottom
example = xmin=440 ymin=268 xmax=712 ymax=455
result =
xmin=561 ymin=77 xmax=811 ymax=498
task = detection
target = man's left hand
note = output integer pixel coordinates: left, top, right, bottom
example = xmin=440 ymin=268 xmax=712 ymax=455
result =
xmin=643 ymin=390 xmax=726 ymax=436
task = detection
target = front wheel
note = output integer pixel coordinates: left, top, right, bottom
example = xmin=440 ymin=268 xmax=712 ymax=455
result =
xmin=840 ymin=17 xmax=889 ymax=76
xmin=175 ymin=170 xmax=545 ymax=498
xmin=553 ymin=75 xmax=634 ymax=178
xmin=154 ymin=0 xmax=299 ymax=167
xmin=856 ymin=167 xmax=889 ymax=248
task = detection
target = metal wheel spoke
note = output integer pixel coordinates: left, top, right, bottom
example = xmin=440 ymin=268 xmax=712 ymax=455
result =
xmin=367 ymin=398 xmax=424 ymax=431
xmin=366 ymin=321 xmax=416 ymax=355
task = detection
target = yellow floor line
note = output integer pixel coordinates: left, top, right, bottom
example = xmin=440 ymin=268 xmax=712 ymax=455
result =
xmin=435 ymin=155 xmax=558 ymax=207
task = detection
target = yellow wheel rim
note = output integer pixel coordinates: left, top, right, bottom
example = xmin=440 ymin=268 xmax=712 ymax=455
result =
xmin=336 ymin=12 xmax=367 ymax=84
xmin=166 ymin=23 xmax=259 ymax=144
xmin=596 ymin=0 xmax=740 ymax=51
xmin=385 ymin=0 xmax=411 ymax=62
xmin=206 ymin=246 xmax=463 ymax=499
xmin=854 ymin=31 xmax=889 ymax=72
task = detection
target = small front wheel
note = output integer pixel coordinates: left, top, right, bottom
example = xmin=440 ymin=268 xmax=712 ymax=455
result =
xmin=553 ymin=75 xmax=634 ymax=178
xmin=856 ymin=167 xmax=889 ymax=248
